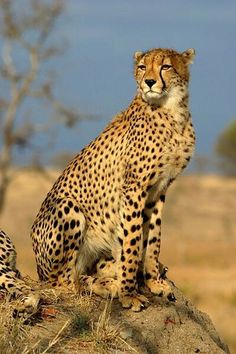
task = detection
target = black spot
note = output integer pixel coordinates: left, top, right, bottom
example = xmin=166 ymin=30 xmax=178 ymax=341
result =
xmin=130 ymin=238 xmax=136 ymax=246
xmin=131 ymin=225 xmax=136 ymax=233
xmin=149 ymin=237 xmax=157 ymax=245
xmin=150 ymin=172 xmax=156 ymax=180
xmin=141 ymin=191 xmax=146 ymax=198
xmin=70 ymin=220 xmax=76 ymax=229
xmin=160 ymin=195 xmax=165 ymax=202
xmin=55 ymin=249 xmax=60 ymax=256
xmin=75 ymin=231 xmax=81 ymax=239
xmin=74 ymin=206 xmax=79 ymax=213
xmin=149 ymin=223 xmax=155 ymax=230
xmin=68 ymin=201 xmax=73 ymax=208
xmin=156 ymin=218 xmax=161 ymax=226
xmin=146 ymin=201 xmax=155 ymax=209
xmin=64 ymin=222 xmax=69 ymax=231
xmin=64 ymin=207 xmax=70 ymax=214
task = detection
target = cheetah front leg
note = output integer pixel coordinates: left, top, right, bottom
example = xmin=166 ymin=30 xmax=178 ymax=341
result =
xmin=118 ymin=184 xmax=149 ymax=312
xmin=143 ymin=194 xmax=175 ymax=301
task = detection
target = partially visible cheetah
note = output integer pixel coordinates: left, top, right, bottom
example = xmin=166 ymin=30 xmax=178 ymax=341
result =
xmin=1 ymin=47 xmax=195 ymax=312
xmin=0 ymin=230 xmax=39 ymax=314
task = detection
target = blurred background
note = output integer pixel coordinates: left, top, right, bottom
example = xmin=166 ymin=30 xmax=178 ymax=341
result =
xmin=0 ymin=0 xmax=236 ymax=352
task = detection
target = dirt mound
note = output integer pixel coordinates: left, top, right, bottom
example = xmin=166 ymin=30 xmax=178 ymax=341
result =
xmin=0 ymin=280 xmax=230 ymax=353
xmin=108 ymin=281 xmax=230 ymax=353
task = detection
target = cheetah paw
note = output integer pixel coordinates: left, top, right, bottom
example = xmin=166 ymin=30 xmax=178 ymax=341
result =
xmin=146 ymin=279 xmax=176 ymax=301
xmin=13 ymin=293 xmax=40 ymax=320
xmin=119 ymin=293 xmax=149 ymax=312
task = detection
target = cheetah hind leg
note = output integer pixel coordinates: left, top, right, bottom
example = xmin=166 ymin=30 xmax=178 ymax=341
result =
xmin=78 ymin=275 xmax=119 ymax=299
xmin=75 ymin=257 xmax=118 ymax=298
xmin=95 ymin=258 xmax=117 ymax=279
xmin=86 ymin=257 xmax=118 ymax=298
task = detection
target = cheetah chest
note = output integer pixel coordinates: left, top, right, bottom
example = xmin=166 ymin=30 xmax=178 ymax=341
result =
xmin=156 ymin=133 xmax=194 ymax=190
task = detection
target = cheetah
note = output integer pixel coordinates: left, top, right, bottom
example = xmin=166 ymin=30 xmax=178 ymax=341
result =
xmin=0 ymin=230 xmax=39 ymax=314
xmin=1 ymin=47 xmax=195 ymax=312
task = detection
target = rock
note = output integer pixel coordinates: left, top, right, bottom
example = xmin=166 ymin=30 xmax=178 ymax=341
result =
xmin=119 ymin=327 xmax=133 ymax=340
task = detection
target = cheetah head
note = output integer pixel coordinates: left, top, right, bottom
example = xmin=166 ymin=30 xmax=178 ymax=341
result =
xmin=134 ymin=48 xmax=195 ymax=106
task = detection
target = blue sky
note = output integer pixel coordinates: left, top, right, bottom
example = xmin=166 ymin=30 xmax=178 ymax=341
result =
xmin=2 ymin=0 xmax=236 ymax=169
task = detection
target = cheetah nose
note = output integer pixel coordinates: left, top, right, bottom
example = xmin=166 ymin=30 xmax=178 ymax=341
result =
xmin=145 ymin=79 xmax=156 ymax=88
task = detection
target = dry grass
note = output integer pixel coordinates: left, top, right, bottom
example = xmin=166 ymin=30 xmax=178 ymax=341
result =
xmin=0 ymin=290 xmax=134 ymax=354
xmin=0 ymin=300 xmax=30 ymax=354
xmin=0 ymin=169 xmax=236 ymax=352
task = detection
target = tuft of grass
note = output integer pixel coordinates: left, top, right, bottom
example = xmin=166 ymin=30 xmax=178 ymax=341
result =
xmin=91 ymin=301 xmax=121 ymax=352
xmin=70 ymin=311 xmax=91 ymax=339
xmin=89 ymin=300 xmax=138 ymax=353
xmin=0 ymin=299 xmax=34 ymax=354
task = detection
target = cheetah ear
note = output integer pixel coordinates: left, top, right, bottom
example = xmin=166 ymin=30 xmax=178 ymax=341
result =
xmin=182 ymin=48 xmax=195 ymax=64
xmin=134 ymin=51 xmax=143 ymax=63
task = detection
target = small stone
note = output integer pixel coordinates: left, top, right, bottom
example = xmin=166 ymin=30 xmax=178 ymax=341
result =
xmin=120 ymin=327 xmax=133 ymax=340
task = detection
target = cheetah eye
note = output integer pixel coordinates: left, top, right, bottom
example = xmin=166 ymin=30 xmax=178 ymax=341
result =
xmin=161 ymin=64 xmax=172 ymax=71
xmin=138 ymin=65 xmax=146 ymax=71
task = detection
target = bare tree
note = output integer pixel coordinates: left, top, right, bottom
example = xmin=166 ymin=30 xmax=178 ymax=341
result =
xmin=0 ymin=0 xmax=83 ymax=213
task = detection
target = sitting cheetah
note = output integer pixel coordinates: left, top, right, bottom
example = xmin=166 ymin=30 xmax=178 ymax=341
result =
xmin=1 ymin=47 xmax=195 ymax=312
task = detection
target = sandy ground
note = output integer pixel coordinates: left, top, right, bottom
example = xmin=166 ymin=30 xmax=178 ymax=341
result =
xmin=1 ymin=169 xmax=236 ymax=352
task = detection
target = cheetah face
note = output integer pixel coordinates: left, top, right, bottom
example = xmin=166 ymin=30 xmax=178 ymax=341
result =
xmin=134 ymin=48 xmax=195 ymax=106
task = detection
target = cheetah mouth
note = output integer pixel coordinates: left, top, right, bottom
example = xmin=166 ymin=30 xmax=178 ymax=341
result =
xmin=144 ymin=90 xmax=166 ymax=101
xmin=146 ymin=89 xmax=165 ymax=97
xmin=141 ymin=89 xmax=168 ymax=105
